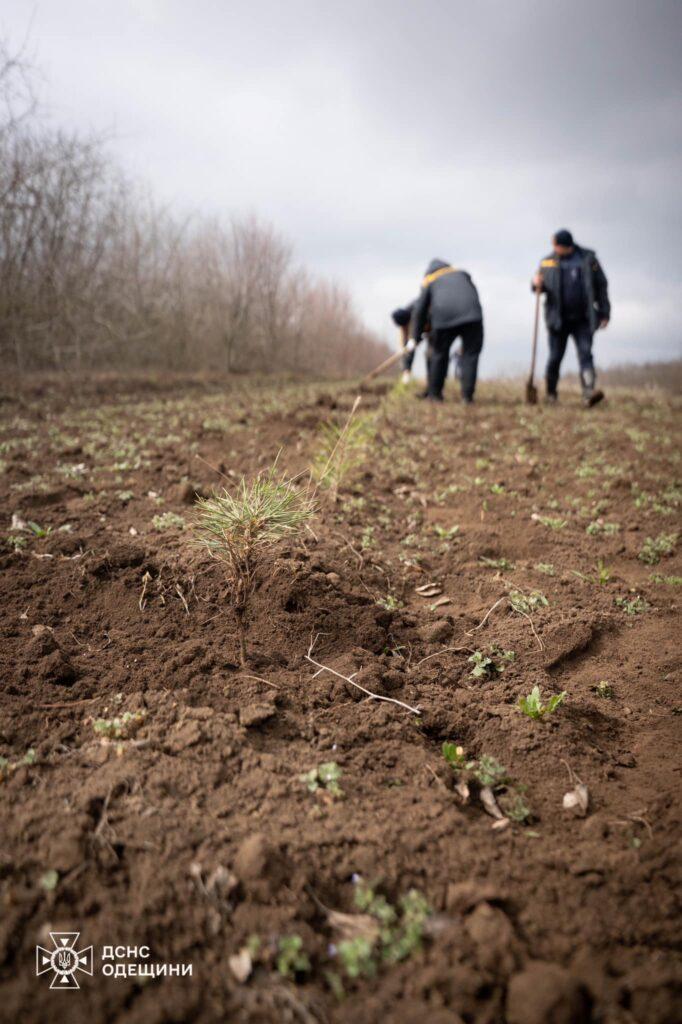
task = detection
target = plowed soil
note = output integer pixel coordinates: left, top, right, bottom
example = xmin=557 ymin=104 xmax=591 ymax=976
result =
xmin=0 ymin=375 xmax=680 ymax=1024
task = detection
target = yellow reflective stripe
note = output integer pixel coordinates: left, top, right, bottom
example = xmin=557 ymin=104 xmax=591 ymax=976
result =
xmin=540 ymin=259 xmax=557 ymax=268
xmin=422 ymin=265 xmax=458 ymax=288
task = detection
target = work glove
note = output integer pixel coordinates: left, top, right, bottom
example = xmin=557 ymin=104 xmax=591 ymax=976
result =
xmin=405 ymin=338 xmax=417 ymax=353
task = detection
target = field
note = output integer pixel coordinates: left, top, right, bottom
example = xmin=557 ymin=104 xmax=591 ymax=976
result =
xmin=0 ymin=374 xmax=680 ymax=1024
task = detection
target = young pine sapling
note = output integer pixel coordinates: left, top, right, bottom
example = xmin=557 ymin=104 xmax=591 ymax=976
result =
xmin=193 ymin=465 xmax=315 ymax=665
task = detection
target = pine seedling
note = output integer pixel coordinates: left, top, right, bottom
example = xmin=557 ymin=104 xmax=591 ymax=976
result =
xmin=312 ymin=397 xmax=373 ymax=501
xmin=193 ymin=463 xmax=316 ymax=665
xmin=517 ymin=684 xmax=567 ymax=720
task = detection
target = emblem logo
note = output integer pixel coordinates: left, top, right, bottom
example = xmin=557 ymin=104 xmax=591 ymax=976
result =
xmin=36 ymin=932 xmax=93 ymax=989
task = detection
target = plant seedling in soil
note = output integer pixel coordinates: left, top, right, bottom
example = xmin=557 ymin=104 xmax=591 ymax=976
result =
xmin=93 ymin=711 xmax=145 ymax=740
xmin=442 ymin=748 xmax=532 ymax=822
xmin=517 ymin=685 xmax=567 ymax=720
xmin=471 ymin=754 xmax=511 ymax=788
xmin=638 ymin=532 xmax=677 ymax=565
xmin=650 ymin=574 xmax=682 ymax=586
xmin=508 ymin=589 xmax=548 ymax=615
xmin=535 ymin=562 xmax=555 ymax=576
xmin=499 ymin=790 xmax=532 ymax=823
xmin=338 ymin=881 xmax=430 ymax=974
xmin=276 ymin=935 xmax=311 ymax=980
xmin=0 ymin=748 xmax=36 ymax=782
xmin=468 ymin=646 xmax=515 ymax=679
xmin=533 ymin=514 xmax=567 ymax=530
xmin=595 ymin=680 xmax=614 ymax=699
xmin=572 ymin=559 xmax=612 ymax=585
xmin=442 ymin=742 xmax=467 ymax=769
xmin=193 ymin=464 xmax=315 ymax=665
xmin=152 ymin=511 xmax=185 ymax=532
xmin=336 ymin=936 xmax=376 ymax=979
xmin=615 ymin=594 xmax=648 ymax=615
xmin=479 ymin=556 xmax=515 ymax=570
xmin=433 ymin=524 xmax=460 ymax=539
xmin=312 ymin=403 xmax=372 ymax=502
xmin=301 ymin=762 xmax=344 ymax=798
xmin=586 ymin=519 xmax=620 ymax=536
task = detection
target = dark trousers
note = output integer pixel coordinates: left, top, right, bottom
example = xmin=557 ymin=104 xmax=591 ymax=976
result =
xmin=428 ymin=321 xmax=483 ymax=400
xmin=546 ymin=320 xmax=594 ymax=395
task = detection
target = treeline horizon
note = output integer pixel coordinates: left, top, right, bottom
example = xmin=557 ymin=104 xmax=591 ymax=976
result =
xmin=0 ymin=40 xmax=390 ymax=377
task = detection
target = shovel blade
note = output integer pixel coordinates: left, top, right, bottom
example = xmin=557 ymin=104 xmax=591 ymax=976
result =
xmin=525 ymin=381 xmax=538 ymax=405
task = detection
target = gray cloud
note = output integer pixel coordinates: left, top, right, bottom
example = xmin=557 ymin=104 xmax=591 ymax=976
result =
xmin=2 ymin=0 xmax=681 ymax=374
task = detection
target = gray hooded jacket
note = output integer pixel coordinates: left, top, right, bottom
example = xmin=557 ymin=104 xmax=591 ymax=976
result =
xmin=411 ymin=259 xmax=483 ymax=341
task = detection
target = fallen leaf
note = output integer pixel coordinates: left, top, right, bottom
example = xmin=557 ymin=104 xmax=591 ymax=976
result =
xmin=430 ymin=595 xmax=451 ymax=609
xmin=327 ymin=909 xmax=380 ymax=943
xmin=454 ymin=779 xmax=471 ymax=804
xmin=480 ymin=786 xmax=506 ymax=820
xmin=563 ymin=784 xmax=589 ymax=817
xmin=416 ymin=583 xmax=442 ymax=597
xmin=228 ymin=948 xmax=253 ymax=983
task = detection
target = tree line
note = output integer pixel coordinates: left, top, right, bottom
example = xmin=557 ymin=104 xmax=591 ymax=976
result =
xmin=0 ymin=41 xmax=389 ymax=376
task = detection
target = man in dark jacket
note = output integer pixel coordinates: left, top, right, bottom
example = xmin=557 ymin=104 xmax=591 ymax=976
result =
xmin=407 ymin=259 xmax=483 ymax=402
xmin=532 ymin=229 xmax=610 ymax=406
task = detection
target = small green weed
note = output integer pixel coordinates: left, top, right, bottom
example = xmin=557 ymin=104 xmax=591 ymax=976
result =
xmin=650 ymin=573 xmax=682 ymax=586
xmin=534 ymin=562 xmax=555 ymax=576
xmin=300 ymin=762 xmax=343 ymax=798
xmin=517 ymin=685 xmax=567 ymax=720
xmin=508 ymin=589 xmax=548 ymax=615
xmin=638 ymin=532 xmax=677 ymax=565
xmin=586 ymin=519 xmax=620 ymax=536
xmin=93 ymin=711 xmax=145 ymax=740
xmin=152 ymin=511 xmax=185 ymax=531
xmin=615 ymin=594 xmax=647 ymax=615
xmin=277 ymin=935 xmax=311 ymax=979
xmin=479 ymin=556 xmax=515 ymax=571
xmin=468 ymin=647 xmax=515 ymax=679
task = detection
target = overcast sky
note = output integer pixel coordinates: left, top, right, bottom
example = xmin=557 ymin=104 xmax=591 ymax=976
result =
xmin=3 ymin=0 xmax=681 ymax=374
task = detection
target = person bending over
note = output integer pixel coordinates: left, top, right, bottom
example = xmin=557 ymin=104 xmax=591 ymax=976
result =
xmin=407 ymin=259 xmax=483 ymax=403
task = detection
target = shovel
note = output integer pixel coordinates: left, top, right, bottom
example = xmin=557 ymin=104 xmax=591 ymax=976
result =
xmin=525 ymin=288 xmax=541 ymax=404
xmin=360 ymin=347 xmax=405 ymax=387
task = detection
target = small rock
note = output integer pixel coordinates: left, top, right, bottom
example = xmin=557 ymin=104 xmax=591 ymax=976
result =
xmin=239 ymin=702 xmax=276 ymax=728
xmin=506 ymin=961 xmax=592 ymax=1024
xmin=615 ymin=752 xmax=636 ymax=768
xmin=326 ymin=572 xmax=341 ymax=586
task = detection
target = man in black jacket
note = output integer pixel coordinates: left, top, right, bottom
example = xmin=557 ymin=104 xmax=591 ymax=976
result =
xmin=408 ymin=259 xmax=483 ymax=402
xmin=532 ymin=229 xmax=611 ymax=406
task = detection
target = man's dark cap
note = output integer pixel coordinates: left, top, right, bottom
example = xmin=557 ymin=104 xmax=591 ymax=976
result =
xmin=391 ymin=307 xmax=412 ymax=327
xmin=553 ymin=229 xmax=574 ymax=247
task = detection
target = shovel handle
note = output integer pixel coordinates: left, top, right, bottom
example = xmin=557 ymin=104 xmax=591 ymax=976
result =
xmin=360 ymin=347 xmax=405 ymax=384
xmin=529 ymin=287 xmax=541 ymax=381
